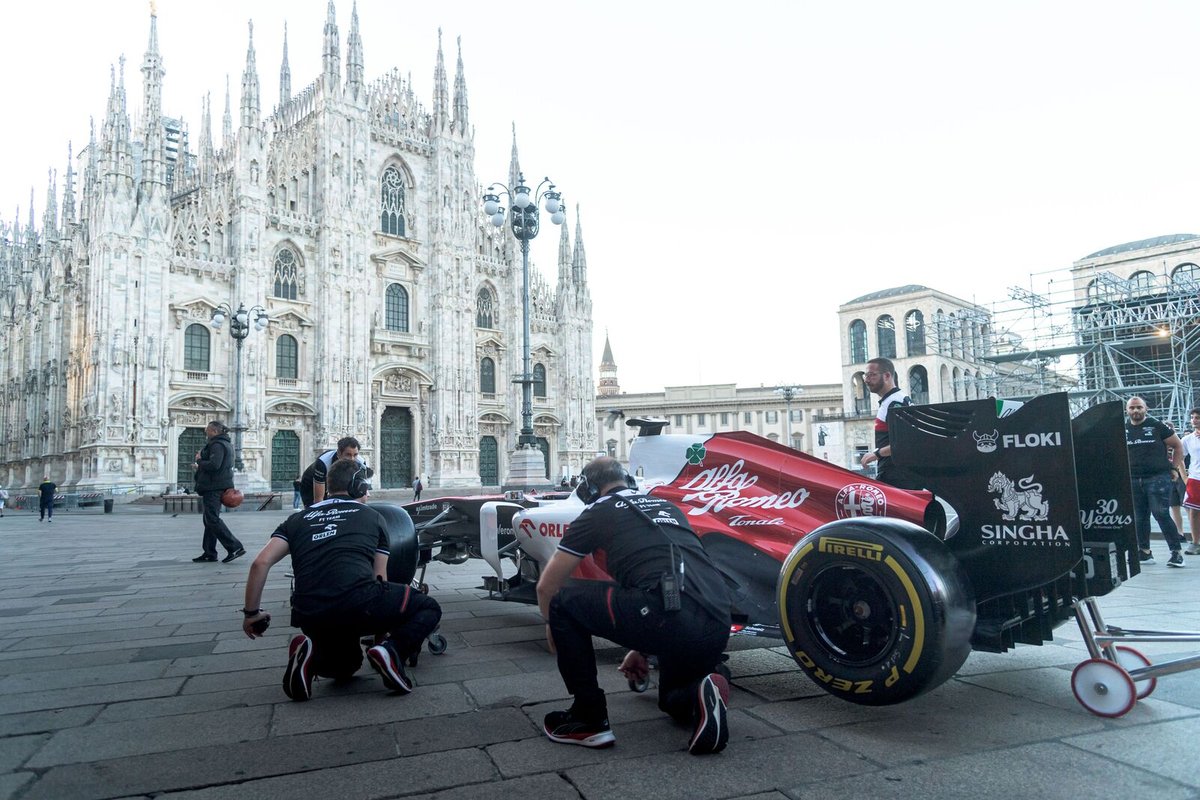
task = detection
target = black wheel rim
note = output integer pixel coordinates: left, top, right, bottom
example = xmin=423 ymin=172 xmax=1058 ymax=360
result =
xmin=804 ymin=564 xmax=900 ymax=667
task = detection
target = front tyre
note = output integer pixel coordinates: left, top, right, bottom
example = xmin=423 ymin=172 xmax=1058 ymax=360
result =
xmin=777 ymin=518 xmax=975 ymax=705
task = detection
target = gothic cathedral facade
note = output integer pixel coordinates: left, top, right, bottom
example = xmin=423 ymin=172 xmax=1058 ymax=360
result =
xmin=0 ymin=6 xmax=596 ymax=492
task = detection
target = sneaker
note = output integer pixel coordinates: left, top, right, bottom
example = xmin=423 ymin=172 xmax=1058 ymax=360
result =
xmin=221 ymin=548 xmax=246 ymax=563
xmin=192 ymin=554 xmax=218 ymax=563
xmin=367 ymin=642 xmax=413 ymax=694
xmin=542 ymin=708 xmax=615 ymax=748
xmin=1186 ymin=543 xmax=1200 ymax=556
xmin=689 ymin=673 xmax=730 ymax=755
xmin=1138 ymin=550 xmax=1155 ymax=564
xmin=1168 ymin=550 xmax=1185 ymax=568
xmin=283 ymin=634 xmax=314 ymax=701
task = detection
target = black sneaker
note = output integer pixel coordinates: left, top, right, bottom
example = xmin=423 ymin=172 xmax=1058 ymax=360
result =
xmin=367 ymin=642 xmax=413 ymax=694
xmin=1139 ymin=550 xmax=1155 ymax=564
xmin=221 ymin=548 xmax=246 ymax=563
xmin=1168 ymin=550 xmax=1185 ymax=568
xmin=192 ymin=554 xmax=218 ymax=563
xmin=283 ymin=634 xmax=314 ymax=701
xmin=689 ymin=673 xmax=729 ymax=755
xmin=542 ymin=708 xmax=615 ymax=748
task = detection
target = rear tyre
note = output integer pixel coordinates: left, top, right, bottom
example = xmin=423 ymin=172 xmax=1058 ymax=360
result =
xmin=778 ymin=517 xmax=975 ymax=705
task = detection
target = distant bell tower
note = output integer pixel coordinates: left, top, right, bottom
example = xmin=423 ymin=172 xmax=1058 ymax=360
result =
xmin=598 ymin=333 xmax=619 ymax=396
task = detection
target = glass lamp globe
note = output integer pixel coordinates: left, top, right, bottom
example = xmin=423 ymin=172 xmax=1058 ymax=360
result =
xmin=483 ymin=198 xmax=500 ymax=216
xmin=550 ymin=210 xmax=566 ymax=225
xmin=514 ymin=191 xmax=530 ymax=209
xmin=491 ymin=212 xmax=505 ymax=227
xmin=545 ymin=196 xmax=561 ymax=214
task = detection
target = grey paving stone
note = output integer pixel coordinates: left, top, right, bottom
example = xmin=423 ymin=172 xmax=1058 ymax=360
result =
xmin=270 ymin=682 xmax=476 ymax=736
xmin=0 ymin=734 xmax=49 ymax=771
xmin=0 ymin=705 xmax=101 ymax=736
xmin=725 ymin=794 xmax=790 ymax=800
xmin=735 ymin=669 xmax=829 ymax=702
xmin=0 ymin=660 xmax=168 ymax=695
xmin=0 ymin=772 xmax=34 ymax=800
xmin=0 ymin=649 xmax=136 ymax=676
xmin=416 ymin=773 xmax=581 ymax=800
xmin=93 ymin=684 xmax=286 ymax=723
xmin=791 ymin=742 xmax=1191 ymax=799
xmin=456 ymin=623 xmax=546 ymax=646
xmin=26 ymin=705 xmax=272 ymax=767
xmin=0 ymin=676 xmax=186 ymax=715
xmin=461 ymin=666 xmax=630 ymax=708
xmin=1064 ymin=716 xmax=1200 ymax=788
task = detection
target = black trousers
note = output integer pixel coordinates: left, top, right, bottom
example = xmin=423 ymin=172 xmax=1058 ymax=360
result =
xmin=548 ymin=581 xmax=729 ymax=723
xmin=38 ymin=498 xmax=53 ymax=520
xmin=199 ymin=491 xmax=243 ymax=558
xmin=293 ymin=582 xmax=443 ymax=679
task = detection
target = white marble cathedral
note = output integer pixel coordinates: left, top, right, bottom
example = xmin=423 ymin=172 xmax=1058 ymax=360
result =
xmin=0 ymin=4 xmax=596 ymax=493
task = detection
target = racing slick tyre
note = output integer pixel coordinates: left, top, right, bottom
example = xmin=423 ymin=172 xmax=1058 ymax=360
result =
xmin=1112 ymin=645 xmax=1156 ymax=699
xmin=1071 ymin=658 xmax=1136 ymax=717
xmin=369 ymin=503 xmax=419 ymax=586
xmin=778 ymin=517 xmax=976 ymax=706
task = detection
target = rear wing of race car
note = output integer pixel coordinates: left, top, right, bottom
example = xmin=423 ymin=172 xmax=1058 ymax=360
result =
xmin=889 ymin=393 xmax=1137 ymax=650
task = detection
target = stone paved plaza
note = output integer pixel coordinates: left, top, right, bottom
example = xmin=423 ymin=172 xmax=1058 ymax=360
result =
xmin=0 ymin=506 xmax=1198 ymax=799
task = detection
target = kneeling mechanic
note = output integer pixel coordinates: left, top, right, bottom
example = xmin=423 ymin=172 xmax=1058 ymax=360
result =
xmin=537 ymin=456 xmax=733 ymax=754
xmin=240 ymin=458 xmax=442 ymax=700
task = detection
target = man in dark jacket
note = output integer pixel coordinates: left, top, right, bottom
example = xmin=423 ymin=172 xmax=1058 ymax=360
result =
xmin=38 ymin=476 xmax=57 ymax=522
xmin=192 ymin=420 xmax=245 ymax=563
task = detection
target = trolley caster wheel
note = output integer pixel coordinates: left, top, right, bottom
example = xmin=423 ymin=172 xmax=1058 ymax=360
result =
xmin=1113 ymin=645 xmax=1156 ymax=699
xmin=1071 ymin=658 xmax=1137 ymax=717
xmin=628 ymin=676 xmax=649 ymax=693
xmin=427 ymin=634 xmax=448 ymax=655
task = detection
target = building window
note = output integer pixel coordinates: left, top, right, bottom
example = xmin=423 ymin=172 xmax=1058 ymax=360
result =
xmin=697 ymin=413 xmax=706 ymax=426
xmin=720 ymin=412 xmax=730 ymax=425
xmin=606 ymin=439 xmax=617 ymax=457
xmin=476 ymin=287 xmax=497 ymax=328
xmin=766 ymin=410 xmax=779 ymax=424
xmin=1129 ymin=270 xmax=1156 ymax=296
xmin=909 ymin=365 xmax=929 ymax=405
xmin=385 ymin=284 xmax=409 ymax=332
xmin=480 ymin=357 xmax=496 ymax=394
xmin=273 ymin=247 xmax=299 ymax=300
xmin=1172 ymin=263 xmax=1199 ymax=289
xmin=790 ymin=409 xmax=803 ymax=422
xmin=276 ymin=334 xmax=298 ymax=379
xmin=849 ymin=319 xmax=867 ymax=363
xmin=876 ymin=315 xmax=896 ymax=359
xmin=380 ymin=165 xmax=405 ymax=236
xmin=743 ymin=412 xmax=752 ymax=424
xmin=675 ymin=415 xmax=684 ymax=426
xmin=532 ymin=363 xmax=547 ymax=398
xmin=184 ymin=324 xmax=210 ymax=372
xmin=905 ymin=310 xmax=926 ymax=356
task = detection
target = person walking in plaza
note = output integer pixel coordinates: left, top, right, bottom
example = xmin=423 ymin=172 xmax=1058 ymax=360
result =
xmin=191 ymin=421 xmax=245 ymax=564
xmin=857 ymin=357 xmax=923 ymax=489
xmin=1181 ymin=408 xmax=1200 ymax=555
xmin=240 ymin=459 xmax=442 ymax=701
xmin=1125 ymin=397 xmax=1186 ymax=567
xmin=0 ymin=485 xmax=7 ymax=517
xmin=38 ymin=476 xmax=56 ymax=522
xmin=536 ymin=456 xmax=733 ymax=754
xmin=412 ymin=475 xmax=423 ymax=501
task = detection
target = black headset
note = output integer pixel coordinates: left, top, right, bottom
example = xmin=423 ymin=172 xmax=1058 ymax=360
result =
xmin=347 ymin=464 xmax=373 ymax=499
xmin=576 ymin=464 xmax=638 ymax=504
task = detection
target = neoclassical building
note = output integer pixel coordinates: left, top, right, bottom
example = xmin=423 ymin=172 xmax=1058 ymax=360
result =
xmin=0 ymin=6 xmax=596 ymax=492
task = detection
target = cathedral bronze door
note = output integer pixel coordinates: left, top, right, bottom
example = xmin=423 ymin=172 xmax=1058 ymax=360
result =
xmin=479 ymin=436 xmax=499 ymax=486
xmin=380 ymin=407 xmax=413 ymax=488
xmin=536 ymin=436 xmax=551 ymax=479
xmin=176 ymin=427 xmax=207 ymax=492
xmin=271 ymin=431 xmax=300 ymax=491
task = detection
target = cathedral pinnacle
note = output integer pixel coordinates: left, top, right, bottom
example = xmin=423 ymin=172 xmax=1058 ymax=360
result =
xmin=222 ymin=75 xmax=233 ymax=146
xmin=572 ymin=204 xmax=588 ymax=287
xmin=557 ymin=214 xmax=572 ymax=286
xmin=452 ymin=35 xmax=469 ymax=133
xmin=323 ymin=0 xmax=341 ymax=90
xmin=432 ymin=28 xmax=449 ymax=128
xmin=62 ymin=142 xmax=76 ymax=227
xmin=280 ymin=21 xmax=292 ymax=107
xmin=347 ymin=2 xmax=363 ymax=94
xmin=508 ymin=122 xmax=521 ymax=192
xmin=240 ymin=20 xmax=260 ymax=130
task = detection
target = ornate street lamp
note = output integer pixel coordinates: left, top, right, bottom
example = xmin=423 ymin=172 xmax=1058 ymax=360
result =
xmin=482 ymin=172 xmax=565 ymax=484
xmin=775 ymin=385 xmax=804 ymax=450
xmin=211 ymin=302 xmax=268 ymax=471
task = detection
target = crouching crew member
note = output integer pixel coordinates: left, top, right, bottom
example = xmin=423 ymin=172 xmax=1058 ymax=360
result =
xmin=240 ymin=459 xmax=442 ymax=701
xmin=299 ymin=436 xmax=365 ymax=507
xmin=537 ymin=456 xmax=733 ymax=754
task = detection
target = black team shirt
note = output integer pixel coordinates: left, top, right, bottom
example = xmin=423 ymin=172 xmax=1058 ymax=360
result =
xmin=1125 ymin=415 xmax=1174 ymax=478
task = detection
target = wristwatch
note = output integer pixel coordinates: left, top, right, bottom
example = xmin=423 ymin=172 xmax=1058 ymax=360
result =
xmin=241 ymin=608 xmax=263 ymax=617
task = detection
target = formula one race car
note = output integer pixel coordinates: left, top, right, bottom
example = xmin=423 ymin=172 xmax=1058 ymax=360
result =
xmin=398 ymin=392 xmax=1138 ymax=706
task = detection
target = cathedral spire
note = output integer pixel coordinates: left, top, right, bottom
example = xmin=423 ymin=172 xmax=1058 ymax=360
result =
xmin=42 ymin=169 xmax=58 ymax=243
xmin=240 ymin=21 xmax=260 ymax=130
xmin=557 ymin=214 xmax=572 ymax=286
xmin=508 ymin=123 xmax=521 ymax=192
xmin=322 ymin=0 xmax=341 ymax=90
xmin=432 ymin=28 xmax=449 ymax=128
xmin=199 ymin=92 xmax=213 ymax=182
xmin=102 ymin=57 xmax=133 ymax=183
xmin=139 ymin=6 xmax=167 ymax=189
xmin=572 ymin=204 xmax=588 ymax=287
xmin=452 ymin=35 xmax=469 ymax=133
xmin=222 ymin=75 xmax=233 ymax=146
xmin=346 ymin=2 xmax=363 ymax=95
xmin=280 ymin=21 xmax=291 ymax=107
xmin=62 ymin=142 xmax=76 ymax=228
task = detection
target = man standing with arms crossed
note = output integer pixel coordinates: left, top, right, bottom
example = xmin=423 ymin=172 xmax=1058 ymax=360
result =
xmin=1125 ymin=397 xmax=1186 ymax=566
xmin=858 ymin=357 xmax=923 ymax=489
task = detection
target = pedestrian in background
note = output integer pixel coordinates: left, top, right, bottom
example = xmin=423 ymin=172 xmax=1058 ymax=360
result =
xmin=412 ymin=475 xmax=423 ymax=501
xmin=38 ymin=476 xmax=56 ymax=522
xmin=0 ymin=485 xmax=8 ymax=517
xmin=1181 ymin=408 xmax=1200 ymax=555
xmin=1125 ymin=397 xmax=1186 ymax=567
xmin=192 ymin=420 xmax=245 ymax=564
xmin=292 ymin=478 xmax=303 ymax=510
xmin=1166 ymin=421 xmax=1188 ymax=538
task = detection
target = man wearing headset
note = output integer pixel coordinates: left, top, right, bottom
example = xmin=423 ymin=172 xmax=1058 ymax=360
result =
xmin=537 ymin=456 xmax=733 ymax=755
xmin=240 ymin=459 xmax=442 ymax=701
xmin=298 ymin=436 xmax=366 ymax=507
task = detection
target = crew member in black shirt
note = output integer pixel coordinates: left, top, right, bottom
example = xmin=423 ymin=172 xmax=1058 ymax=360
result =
xmin=858 ymin=357 xmax=923 ymax=489
xmin=1125 ymin=396 xmax=1186 ymax=566
xmin=536 ymin=456 xmax=733 ymax=754
xmin=241 ymin=459 xmax=442 ymax=700
xmin=298 ymin=436 xmax=364 ymax=507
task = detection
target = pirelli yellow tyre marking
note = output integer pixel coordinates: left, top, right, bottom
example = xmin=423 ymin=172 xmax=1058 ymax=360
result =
xmin=778 ymin=542 xmax=813 ymax=643
xmin=884 ymin=555 xmax=925 ymax=674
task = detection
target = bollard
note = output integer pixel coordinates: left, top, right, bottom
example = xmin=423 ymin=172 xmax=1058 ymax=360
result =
xmin=103 ymin=499 xmax=114 ymax=513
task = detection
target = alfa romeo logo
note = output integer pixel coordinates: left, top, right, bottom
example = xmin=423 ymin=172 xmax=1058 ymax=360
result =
xmin=686 ymin=443 xmax=706 ymax=465
xmin=835 ymin=483 xmax=887 ymax=519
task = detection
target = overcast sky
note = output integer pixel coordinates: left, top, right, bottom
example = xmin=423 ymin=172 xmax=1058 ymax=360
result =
xmin=4 ymin=1 xmax=1200 ymax=393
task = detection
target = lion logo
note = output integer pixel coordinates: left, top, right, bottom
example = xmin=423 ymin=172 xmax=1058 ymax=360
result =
xmin=987 ymin=471 xmax=1050 ymax=521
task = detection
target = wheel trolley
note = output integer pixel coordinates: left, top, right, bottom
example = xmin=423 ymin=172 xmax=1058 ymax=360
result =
xmin=1070 ymin=596 xmax=1200 ymax=717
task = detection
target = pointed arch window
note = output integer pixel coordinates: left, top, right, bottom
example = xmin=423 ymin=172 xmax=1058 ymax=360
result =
xmin=480 ymin=357 xmax=496 ymax=394
xmin=381 ymin=166 xmax=406 ymax=237
xmin=532 ymin=363 xmax=547 ymax=399
xmin=273 ymin=247 xmax=300 ymax=300
xmin=476 ymin=287 xmax=497 ymax=328
xmin=385 ymin=283 xmax=409 ymax=332
xmin=276 ymin=334 xmax=299 ymax=379
xmin=184 ymin=324 xmax=211 ymax=372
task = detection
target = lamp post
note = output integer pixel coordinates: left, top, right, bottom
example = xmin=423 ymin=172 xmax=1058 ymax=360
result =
xmin=211 ymin=302 xmax=268 ymax=471
xmin=483 ymin=172 xmax=565 ymax=485
xmin=775 ymin=385 xmax=803 ymax=450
